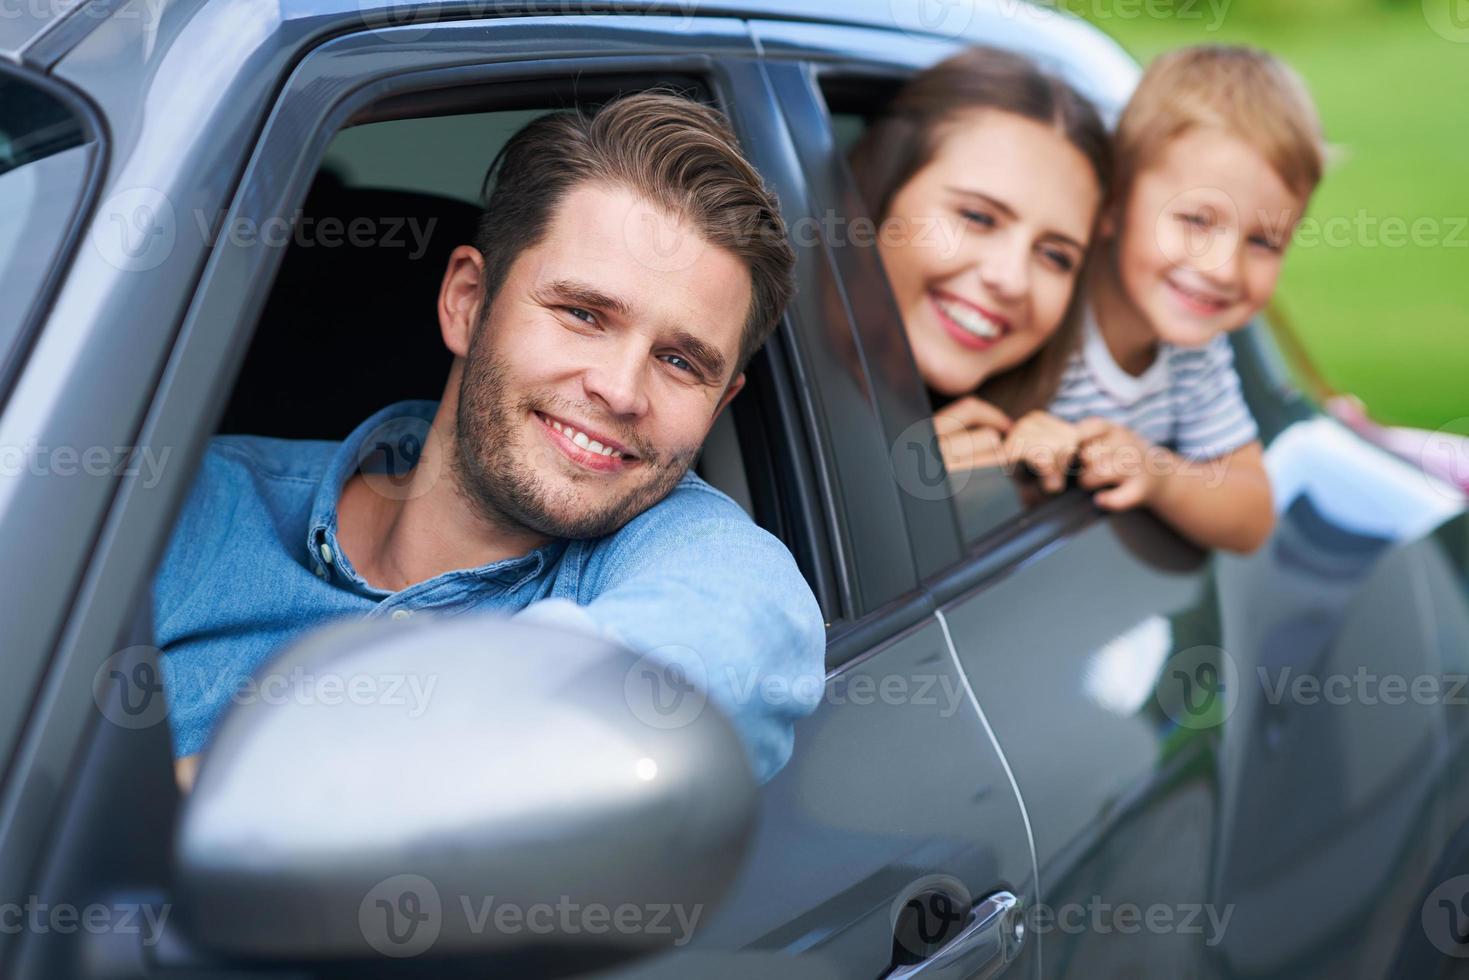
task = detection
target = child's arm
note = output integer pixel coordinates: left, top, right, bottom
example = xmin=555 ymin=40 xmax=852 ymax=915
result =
xmin=1078 ymin=421 xmax=1275 ymax=553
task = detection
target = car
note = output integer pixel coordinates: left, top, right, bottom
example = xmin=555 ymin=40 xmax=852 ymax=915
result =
xmin=2 ymin=1 xmax=1468 ymax=977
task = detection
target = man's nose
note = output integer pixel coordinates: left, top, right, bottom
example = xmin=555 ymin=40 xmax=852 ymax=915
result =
xmin=582 ymin=341 xmax=650 ymax=419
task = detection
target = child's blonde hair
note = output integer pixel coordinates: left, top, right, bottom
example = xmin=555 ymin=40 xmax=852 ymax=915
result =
xmin=1116 ymin=45 xmax=1326 ymax=202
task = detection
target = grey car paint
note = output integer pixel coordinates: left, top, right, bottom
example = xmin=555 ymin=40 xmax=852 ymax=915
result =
xmin=1 ymin=1 xmax=1467 ymax=977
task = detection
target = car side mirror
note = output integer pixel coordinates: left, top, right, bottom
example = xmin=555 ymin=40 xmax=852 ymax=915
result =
xmin=173 ymin=615 xmax=757 ymax=972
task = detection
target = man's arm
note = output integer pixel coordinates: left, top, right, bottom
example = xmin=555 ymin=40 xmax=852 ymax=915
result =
xmin=566 ymin=486 xmax=826 ymax=783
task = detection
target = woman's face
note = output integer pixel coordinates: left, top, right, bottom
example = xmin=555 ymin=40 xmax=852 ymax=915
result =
xmin=877 ymin=110 xmax=1101 ymax=397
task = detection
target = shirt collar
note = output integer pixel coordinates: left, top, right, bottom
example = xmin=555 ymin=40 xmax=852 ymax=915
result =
xmin=1081 ymin=304 xmax=1172 ymax=407
xmin=304 ymin=400 xmax=562 ymax=595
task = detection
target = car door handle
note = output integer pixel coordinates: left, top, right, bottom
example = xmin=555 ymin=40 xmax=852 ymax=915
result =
xmin=886 ymin=890 xmax=1024 ymax=980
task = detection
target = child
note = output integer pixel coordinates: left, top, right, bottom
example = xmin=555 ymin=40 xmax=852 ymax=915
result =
xmin=1005 ymin=45 xmax=1326 ymax=553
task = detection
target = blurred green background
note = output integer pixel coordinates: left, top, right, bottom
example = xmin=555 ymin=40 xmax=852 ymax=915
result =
xmin=1072 ymin=0 xmax=1469 ymax=435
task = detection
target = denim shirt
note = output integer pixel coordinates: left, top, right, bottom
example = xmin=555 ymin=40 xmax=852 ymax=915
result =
xmin=153 ymin=400 xmax=826 ymax=782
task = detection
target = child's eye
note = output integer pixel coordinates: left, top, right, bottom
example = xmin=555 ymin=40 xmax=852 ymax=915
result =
xmin=1176 ymin=212 xmax=1210 ymax=228
xmin=960 ymin=208 xmax=997 ymax=229
xmin=1248 ymin=235 xmax=1283 ymax=254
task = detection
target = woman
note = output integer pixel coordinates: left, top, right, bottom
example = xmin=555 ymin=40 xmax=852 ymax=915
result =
xmin=848 ymin=47 xmax=1112 ymax=472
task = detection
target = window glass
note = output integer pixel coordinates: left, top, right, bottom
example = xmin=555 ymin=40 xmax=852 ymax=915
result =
xmin=0 ymin=74 xmax=90 ymax=382
xmin=821 ymin=84 xmax=1029 ymax=547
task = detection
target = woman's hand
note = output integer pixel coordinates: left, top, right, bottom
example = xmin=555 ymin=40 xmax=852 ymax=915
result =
xmin=933 ymin=396 xmax=1012 ymax=472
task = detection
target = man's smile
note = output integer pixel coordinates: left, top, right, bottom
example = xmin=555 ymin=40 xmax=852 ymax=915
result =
xmin=534 ymin=410 xmax=640 ymax=473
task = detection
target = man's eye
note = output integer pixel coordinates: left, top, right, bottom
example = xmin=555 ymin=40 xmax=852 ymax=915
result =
xmin=960 ymin=209 xmax=996 ymax=228
xmin=660 ymin=353 xmax=697 ymax=375
xmin=565 ymin=307 xmax=596 ymax=324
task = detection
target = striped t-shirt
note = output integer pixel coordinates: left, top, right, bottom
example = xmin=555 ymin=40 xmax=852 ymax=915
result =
xmin=1049 ymin=308 xmax=1259 ymax=461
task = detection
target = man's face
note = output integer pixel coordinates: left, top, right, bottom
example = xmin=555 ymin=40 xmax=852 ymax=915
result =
xmin=451 ymin=183 xmax=752 ymax=539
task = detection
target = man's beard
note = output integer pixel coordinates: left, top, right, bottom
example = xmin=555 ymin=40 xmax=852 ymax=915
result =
xmin=451 ymin=332 xmax=700 ymax=541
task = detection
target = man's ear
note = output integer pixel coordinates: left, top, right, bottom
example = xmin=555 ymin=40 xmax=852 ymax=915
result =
xmin=713 ymin=372 xmax=746 ymax=421
xmin=439 ymin=245 xmax=487 ymax=358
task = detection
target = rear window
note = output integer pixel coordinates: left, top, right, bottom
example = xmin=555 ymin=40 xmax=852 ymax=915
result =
xmin=0 ymin=72 xmax=91 ymax=383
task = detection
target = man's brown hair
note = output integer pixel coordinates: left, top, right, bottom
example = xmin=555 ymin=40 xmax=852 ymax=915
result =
xmin=1116 ymin=45 xmax=1326 ymax=202
xmin=473 ymin=91 xmax=794 ymax=377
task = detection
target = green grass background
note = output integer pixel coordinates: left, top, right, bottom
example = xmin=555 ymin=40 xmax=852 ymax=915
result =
xmin=1069 ymin=0 xmax=1469 ymax=434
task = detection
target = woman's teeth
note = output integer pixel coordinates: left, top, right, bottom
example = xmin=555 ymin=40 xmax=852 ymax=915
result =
xmin=548 ymin=417 xmax=625 ymax=458
xmin=936 ymin=296 xmax=1003 ymax=339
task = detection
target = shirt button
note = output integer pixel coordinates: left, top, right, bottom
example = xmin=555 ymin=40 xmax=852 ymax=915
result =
xmin=319 ymin=542 xmax=334 ymax=565
xmin=390 ymin=609 xmax=412 ymax=621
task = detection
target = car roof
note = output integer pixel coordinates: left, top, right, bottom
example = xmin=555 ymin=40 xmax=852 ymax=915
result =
xmin=12 ymin=0 xmax=1137 ymax=113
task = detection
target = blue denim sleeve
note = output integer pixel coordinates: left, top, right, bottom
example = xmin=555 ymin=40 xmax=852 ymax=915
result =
xmin=573 ymin=478 xmax=827 ymax=783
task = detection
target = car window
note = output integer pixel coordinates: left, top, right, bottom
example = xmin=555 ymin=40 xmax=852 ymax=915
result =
xmin=818 ymin=77 xmax=1029 ymax=547
xmin=0 ymin=72 xmax=91 ymax=389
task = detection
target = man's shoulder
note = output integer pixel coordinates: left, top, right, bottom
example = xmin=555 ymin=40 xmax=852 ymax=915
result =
xmin=201 ymin=433 xmax=341 ymax=488
xmin=586 ymin=471 xmax=788 ymax=576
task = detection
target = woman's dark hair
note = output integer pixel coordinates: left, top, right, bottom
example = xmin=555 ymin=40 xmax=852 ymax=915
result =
xmin=848 ymin=46 xmax=1112 ymax=417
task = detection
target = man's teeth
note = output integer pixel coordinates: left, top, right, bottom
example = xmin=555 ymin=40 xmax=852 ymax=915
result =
xmin=937 ymin=296 xmax=1002 ymax=339
xmin=548 ymin=418 xmax=625 ymax=458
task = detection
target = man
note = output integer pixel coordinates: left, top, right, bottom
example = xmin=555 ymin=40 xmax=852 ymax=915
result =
xmin=155 ymin=92 xmax=825 ymax=786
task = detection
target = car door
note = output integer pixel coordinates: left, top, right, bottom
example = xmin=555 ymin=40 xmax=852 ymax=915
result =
xmin=765 ymin=18 xmax=1469 ymax=980
xmin=3 ymin=6 xmax=1037 ymax=978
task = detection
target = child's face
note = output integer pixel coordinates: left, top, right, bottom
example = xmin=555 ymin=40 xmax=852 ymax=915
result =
xmin=878 ymin=110 xmax=1099 ymax=397
xmin=1112 ymin=127 xmax=1307 ymax=348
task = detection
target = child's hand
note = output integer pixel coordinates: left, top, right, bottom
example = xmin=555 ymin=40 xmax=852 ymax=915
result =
xmin=1077 ymin=420 xmax=1164 ymax=510
xmin=933 ymin=396 xmax=1011 ymax=472
xmin=1002 ymin=411 xmax=1105 ymax=493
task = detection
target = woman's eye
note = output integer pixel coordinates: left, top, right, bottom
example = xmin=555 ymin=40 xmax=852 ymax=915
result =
xmin=960 ymin=209 xmax=996 ymax=228
xmin=1041 ymin=248 xmax=1075 ymax=273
